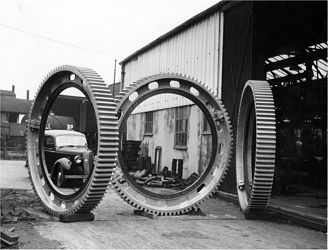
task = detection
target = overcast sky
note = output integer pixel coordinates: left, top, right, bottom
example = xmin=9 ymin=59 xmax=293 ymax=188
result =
xmin=0 ymin=0 xmax=219 ymax=99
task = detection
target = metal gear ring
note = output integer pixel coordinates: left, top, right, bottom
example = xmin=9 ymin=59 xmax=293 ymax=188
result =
xmin=236 ymin=80 xmax=276 ymax=216
xmin=111 ymin=73 xmax=233 ymax=216
xmin=26 ymin=65 xmax=118 ymax=216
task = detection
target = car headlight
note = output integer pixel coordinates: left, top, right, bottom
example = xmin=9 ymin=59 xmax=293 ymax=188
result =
xmin=74 ymin=155 xmax=82 ymax=164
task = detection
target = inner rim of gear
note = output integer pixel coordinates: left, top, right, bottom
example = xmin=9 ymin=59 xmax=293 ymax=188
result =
xmin=39 ymin=82 xmax=94 ymax=199
xmin=112 ymin=74 xmax=233 ymax=215
xmin=236 ymin=80 xmax=276 ymax=215
xmin=26 ymin=65 xmax=118 ymax=216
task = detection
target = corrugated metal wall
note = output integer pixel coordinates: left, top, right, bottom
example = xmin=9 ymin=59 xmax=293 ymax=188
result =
xmin=123 ymin=11 xmax=221 ymax=113
xmin=132 ymin=94 xmax=193 ymax=114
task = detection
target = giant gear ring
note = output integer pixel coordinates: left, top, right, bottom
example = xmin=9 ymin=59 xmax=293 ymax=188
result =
xmin=111 ymin=73 xmax=233 ymax=216
xmin=236 ymin=80 xmax=276 ymax=216
xmin=26 ymin=65 xmax=118 ymax=216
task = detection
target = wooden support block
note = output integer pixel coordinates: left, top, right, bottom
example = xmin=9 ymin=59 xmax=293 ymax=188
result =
xmin=134 ymin=210 xmax=157 ymax=219
xmin=184 ymin=208 xmax=206 ymax=216
xmin=59 ymin=213 xmax=95 ymax=223
xmin=244 ymin=210 xmax=276 ymax=220
xmin=1 ymin=230 xmax=19 ymax=246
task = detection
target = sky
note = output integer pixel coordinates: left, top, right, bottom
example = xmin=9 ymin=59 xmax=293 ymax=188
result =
xmin=0 ymin=0 xmax=219 ymax=100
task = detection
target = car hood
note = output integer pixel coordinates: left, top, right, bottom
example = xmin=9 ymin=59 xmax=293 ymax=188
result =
xmin=57 ymin=147 xmax=89 ymax=154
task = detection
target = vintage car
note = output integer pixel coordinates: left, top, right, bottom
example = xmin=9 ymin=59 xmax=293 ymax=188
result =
xmin=43 ymin=129 xmax=94 ymax=188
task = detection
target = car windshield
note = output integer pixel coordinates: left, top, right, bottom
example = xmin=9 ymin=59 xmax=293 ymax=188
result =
xmin=56 ymin=135 xmax=87 ymax=148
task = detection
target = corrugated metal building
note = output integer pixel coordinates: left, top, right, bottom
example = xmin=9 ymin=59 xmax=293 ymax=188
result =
xmin=121 ymin=2 xmax=225 ymax=115
xmin=122 ymin=10 xmax=222 ymax=95
xmin=120 ymin=1 xmax=327 ymax=194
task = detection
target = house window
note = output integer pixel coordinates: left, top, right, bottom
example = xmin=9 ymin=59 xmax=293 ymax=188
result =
xmin=175 ymin=106 xmax=189 ymax=148
xmin=203 ymin=114 xmax=209 ymax=133
xmin=144 ymin=112 xmax=153 ymax=135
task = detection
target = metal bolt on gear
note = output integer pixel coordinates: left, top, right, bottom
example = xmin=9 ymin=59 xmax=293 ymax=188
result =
xmin=236 ymin=80 xmax=276 ymax=217
xmin=26 ymin=65 xmax=118 ymax=216
xmin=111 ymin=73 xmax=233 ymax=216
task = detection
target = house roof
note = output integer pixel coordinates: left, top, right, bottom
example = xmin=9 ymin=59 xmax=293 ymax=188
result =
xmin=0 ymin=90 xmax=16 ymax=97
xmin=120 ymin=0 xmax=235 ymax=65
xmin=1 ymin=95 xmax=32 ymax=113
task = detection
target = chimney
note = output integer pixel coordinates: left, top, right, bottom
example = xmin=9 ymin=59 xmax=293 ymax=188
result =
xmin=12 ymin=85 xmax=15 ymax=93
xmin=26 ymin=90 xmax=30 ymax=100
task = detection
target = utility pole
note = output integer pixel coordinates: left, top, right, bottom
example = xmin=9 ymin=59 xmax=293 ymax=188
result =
xmin=112 ymin=59 xmax=117 ymax=98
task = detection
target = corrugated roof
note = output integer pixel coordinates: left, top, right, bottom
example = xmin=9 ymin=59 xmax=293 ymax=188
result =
xmin=120 ymin=0 xmax=236 ymax=65
xmin=265 ymin=42 xmax=328 ymax=85
xmin=1 ymin=95 xmax=32 ymax=113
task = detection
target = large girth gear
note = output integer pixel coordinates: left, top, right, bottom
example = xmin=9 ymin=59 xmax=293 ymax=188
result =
xmin=236 ymin=80 xmax=276 ymax=216
xmin=26 ymin=65 xmax=118 ymax=216
xmin=111 ymin=73 xmax=233 ymax=216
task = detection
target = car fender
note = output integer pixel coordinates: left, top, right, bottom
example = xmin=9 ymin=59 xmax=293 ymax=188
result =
xmin=54 ymin=157 xmax=72 ymax=171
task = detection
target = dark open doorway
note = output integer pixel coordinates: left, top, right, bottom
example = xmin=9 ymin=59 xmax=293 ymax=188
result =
xmin=221 ymin=1 xmax=327 ymax=222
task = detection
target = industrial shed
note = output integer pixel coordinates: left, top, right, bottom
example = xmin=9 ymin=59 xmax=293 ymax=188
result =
xmin=0 ymin=88 xmax=32 ymax=159
xmin=120 ymin=0 xmax=327 ymax=211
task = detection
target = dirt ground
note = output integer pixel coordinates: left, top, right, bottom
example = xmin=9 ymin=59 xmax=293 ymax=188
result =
xmin=1 ymin=189 xmax=61 ymax=249
xmin=0 ymin=160 xmax=327 ymax=249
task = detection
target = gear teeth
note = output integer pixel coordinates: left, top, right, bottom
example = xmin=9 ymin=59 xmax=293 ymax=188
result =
xmin=236 ymin=80 xmax=276 ymax=216
xmin=26 ymin=65 xmax=118 ymax=216
xmin=111 ymin=73 xmax=233 ymax=216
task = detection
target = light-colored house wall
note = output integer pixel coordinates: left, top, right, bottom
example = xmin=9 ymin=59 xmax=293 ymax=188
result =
xmin=127 ymin=104 xmax=212 ymax=179
xmin=123 ymin=6 xmax=222 ymax=180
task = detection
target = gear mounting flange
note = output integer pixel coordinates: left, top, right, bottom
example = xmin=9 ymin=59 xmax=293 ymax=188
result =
xmin=111 ymin=73 xmax=233 ymax=216
xmin=26 ymin=65 xmax=118 ymax=216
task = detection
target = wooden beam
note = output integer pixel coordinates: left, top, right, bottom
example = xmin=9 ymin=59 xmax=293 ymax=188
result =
xmin=265 ymin=48 xmax=327 ymax=72
xmin=268 ymin=72 xmax=308 ymax=85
